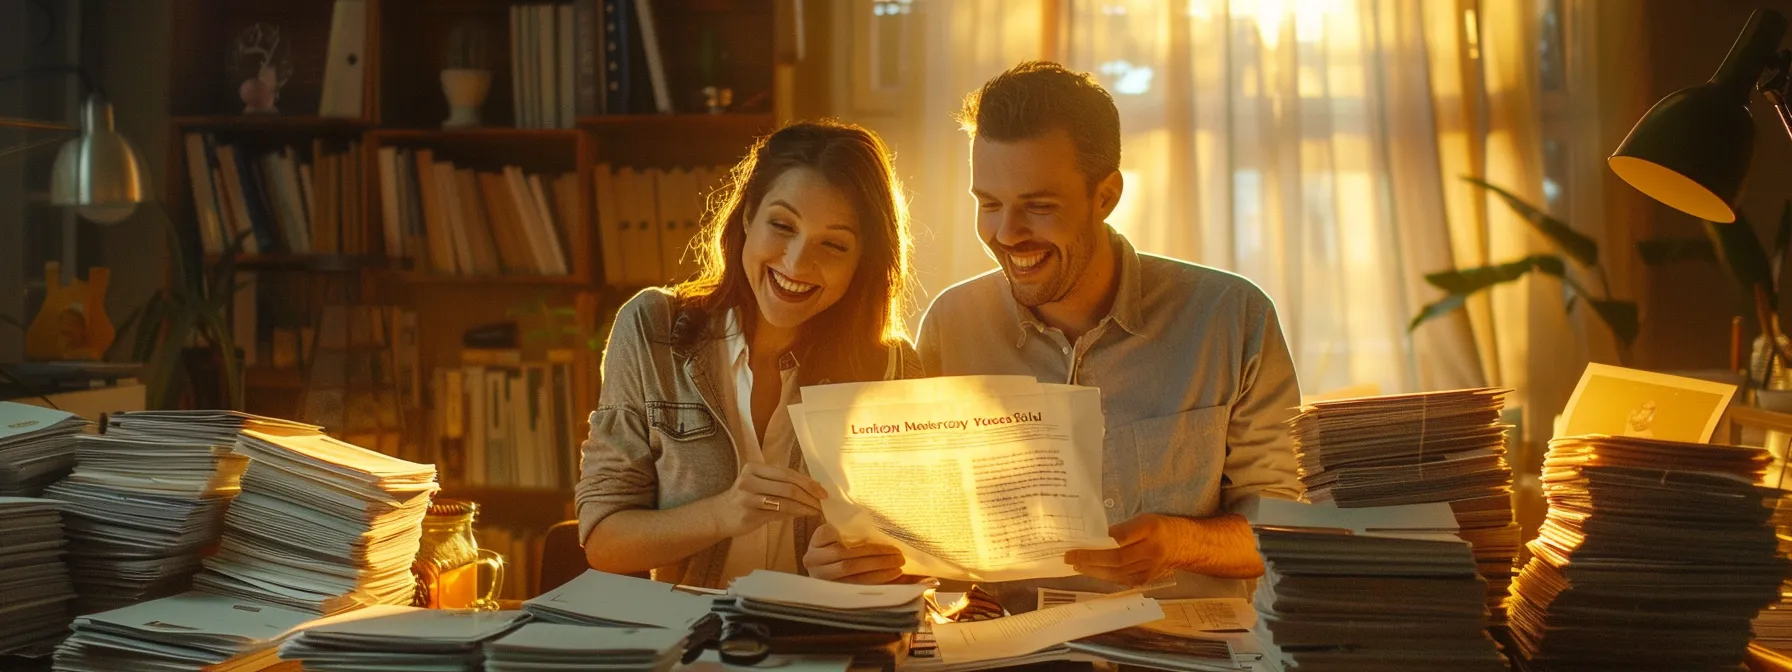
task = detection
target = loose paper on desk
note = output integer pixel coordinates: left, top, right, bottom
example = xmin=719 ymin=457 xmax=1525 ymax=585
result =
xmin=789 ymin=375 xmax=1116 ymax=582
xmin=1038 ymin=588 xmax=1256 ymax=639
xmin=932 ymin=593 xmax=1164 ymax=663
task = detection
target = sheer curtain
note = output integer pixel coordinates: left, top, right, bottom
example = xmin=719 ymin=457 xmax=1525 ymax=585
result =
xmin=860 ymin=0 xmax=1640 ymax=419
xmin=1058 ymin=0 xmax=1483 ymax=396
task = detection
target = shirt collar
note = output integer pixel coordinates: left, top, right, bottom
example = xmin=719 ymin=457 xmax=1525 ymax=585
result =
xmin=724 ymin=308 xmax=799 ymax=371
xmin=1007 ymin=226 xmax=1146 ymax=347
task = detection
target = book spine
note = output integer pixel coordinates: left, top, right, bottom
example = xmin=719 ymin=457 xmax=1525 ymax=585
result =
xmin=603 ymin=0 xmax=629 ymax=114
xmin=574 ymin=0 xmax=600 ymax=117
xmin=378 ymin=147 xmax=403 ymax=258
xmin=183 ymin=133 xmax=225 ymax=255
xmin=633 ymin=0 xmax=671 ymax=114
xmin=538 ymin=5 xmax=559 ymax=129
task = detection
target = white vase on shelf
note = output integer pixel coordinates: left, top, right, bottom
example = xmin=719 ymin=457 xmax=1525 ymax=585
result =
xmin=440 ymin=69 xmax=491 ymax=129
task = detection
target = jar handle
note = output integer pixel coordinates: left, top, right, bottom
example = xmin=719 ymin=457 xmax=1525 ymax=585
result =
xmin=472 ymin=548 xmax=506 ymax=611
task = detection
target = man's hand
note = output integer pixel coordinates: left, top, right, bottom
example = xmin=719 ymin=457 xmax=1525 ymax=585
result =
xmin=1064 ymin=512 xmax=1264 ymax=585
xmin=803 ymin=524 xmax=908 ymax=584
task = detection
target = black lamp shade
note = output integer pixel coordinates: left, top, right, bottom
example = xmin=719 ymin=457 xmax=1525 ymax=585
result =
xmin=1609 ymin=82 xmax=1753 ymax=223
xmin=1609 ymin=7 xmax=1787 ymax=224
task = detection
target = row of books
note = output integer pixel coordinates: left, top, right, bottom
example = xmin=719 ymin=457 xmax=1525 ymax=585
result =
xmin=595 ymin=163 xmax=729 ymax=287
xmin=374 ymin=148 xmax=576 ymax=276
xmin=183 ymin=134 xmax=368 ymax=256
xmin=512 ymin=0 xmax=671 ymax=127
xmin=432 ymin=350 xmax=582 ymax=490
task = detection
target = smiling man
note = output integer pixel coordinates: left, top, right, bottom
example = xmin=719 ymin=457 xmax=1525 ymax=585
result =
xmin=801 ymin=61 xmax=1304 ymax=613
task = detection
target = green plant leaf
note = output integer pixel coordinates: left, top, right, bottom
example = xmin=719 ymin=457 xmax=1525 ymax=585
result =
xmin=1636 ymin=237 xmax=1717 ymax=266
xmin=1409 ymin=293 xmax=1472 ymax=332
xmin=1463 ymin=177 xmax=1599 ymax=267
xmin=1423 ymin=254 xmax=1565 ymax=294
xmin=194 ymin=301 xmax=244 ymax=410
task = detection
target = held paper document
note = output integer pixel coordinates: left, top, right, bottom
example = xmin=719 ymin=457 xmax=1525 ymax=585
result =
xmin=790 ymin=375 xmax=1117 ymax=582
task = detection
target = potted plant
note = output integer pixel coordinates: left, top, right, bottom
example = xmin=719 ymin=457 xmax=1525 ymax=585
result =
xmin=110 ymin=207 xmax=248 ymax=410
xmin=441 ymin=20 xmax=492 ymax=129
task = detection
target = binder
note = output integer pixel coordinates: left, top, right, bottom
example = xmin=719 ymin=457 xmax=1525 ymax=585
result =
xmin=620 ymin=168 xmax=663 ymax=285
xmin=319 ymin=0 xmax=367 ymax=118
xmin=655 ymin=167 xmax=691 ymax=282
xmin=593 ymin=163 xmax=623 ymax=285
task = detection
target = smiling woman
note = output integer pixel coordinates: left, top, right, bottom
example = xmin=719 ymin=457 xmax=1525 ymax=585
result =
xmin=575 ymin=120 xmax=924 ymax=589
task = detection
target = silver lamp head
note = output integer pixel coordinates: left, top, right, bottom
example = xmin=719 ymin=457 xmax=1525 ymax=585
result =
xmin=50 ymin=94 xmax=148 ymax=224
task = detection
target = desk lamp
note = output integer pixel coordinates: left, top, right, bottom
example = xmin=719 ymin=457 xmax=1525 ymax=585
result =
xmin=1 ymin=66 xmax=149 ymax=224
xmin=1610 ymin=8 xmax=1790 ymax=224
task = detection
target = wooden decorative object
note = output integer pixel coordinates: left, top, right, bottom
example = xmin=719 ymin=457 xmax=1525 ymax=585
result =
xmin=25 ymin=262 xmax=116 ymax=361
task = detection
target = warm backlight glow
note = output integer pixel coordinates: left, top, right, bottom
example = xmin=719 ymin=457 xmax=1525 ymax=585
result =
xmin=1608 ymin=156 xmax=1737 ymax=223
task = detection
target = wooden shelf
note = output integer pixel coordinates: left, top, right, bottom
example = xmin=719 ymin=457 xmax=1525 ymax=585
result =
xmin=172 ymin=115 xmax=374 ymax=131
xmin=577 ymin=113 xmax=776 ymax=133
xmin=369 ymin=127 xmax=585 ymax=141
xmin=212 ymin=253 xmax=391 ymax=272
xmin=389 ymin=271 xmax=588 ymax=285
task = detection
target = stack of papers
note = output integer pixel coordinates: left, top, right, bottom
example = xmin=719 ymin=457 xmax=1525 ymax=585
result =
xmin=104 ymin=410 xmax=321 ymax=443
xmin=0 ymin=497 xmax=75 ymax=657
xmin=523 ymin=570 xmax=716 ymax=630
xmin=0 ymin=402 xmax=89 ymax=496
xmin=51 ymin=591 xmax=316 ymax=671
xmin=1507 ymin=435 xmax=1786 ymax=670
xmin=486 ymin=623 xmax=689 ymax=672
xmin=192 ymin=430 xmax=438 ymax=614
xmin=714 ymin=570 xmax=929 ymax=633
xmin=278 ymin=606 xmax=528 ymax=671
xmin=43 ymin=434 xmax=249 ymax=613
xmin=1248 ymin=499 xmax=1507 ymax=671
xmin=1290 ymin=388 xmax=1519 ymax=619
xmin=789 ymin=375 xmax=1115 ymax=582
xmin=1753 ymin=594 xmax=1792 ymax=658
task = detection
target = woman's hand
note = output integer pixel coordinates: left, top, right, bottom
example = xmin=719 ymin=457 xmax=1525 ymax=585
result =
xmin=706 ymin=463 xmax=828 ymax=538
xmin=803 ymin=523 xmax=909 ymax=584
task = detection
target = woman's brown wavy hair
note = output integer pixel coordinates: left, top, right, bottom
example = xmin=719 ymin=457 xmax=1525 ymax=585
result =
xmin=671 ymin=120 xmax=913 ymax=384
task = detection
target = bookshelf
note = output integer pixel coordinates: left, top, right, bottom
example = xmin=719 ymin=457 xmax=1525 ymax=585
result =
xmin=163 ymin=0 xmax=792 ymax=560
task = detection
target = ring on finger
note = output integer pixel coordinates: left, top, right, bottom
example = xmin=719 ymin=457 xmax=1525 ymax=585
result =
xmin=760 ymin=496 xmax=781 ymax=512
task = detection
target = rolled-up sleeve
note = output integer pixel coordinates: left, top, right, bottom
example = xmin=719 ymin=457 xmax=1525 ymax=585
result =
xmin=576 ymin=294 xmax=662 ymax=545
xmin=1221 ymin=297 xmax=1304 ymax=515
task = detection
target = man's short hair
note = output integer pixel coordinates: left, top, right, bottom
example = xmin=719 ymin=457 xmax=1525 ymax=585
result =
xmin=957 ymin=61 xmax=1121 ymax=189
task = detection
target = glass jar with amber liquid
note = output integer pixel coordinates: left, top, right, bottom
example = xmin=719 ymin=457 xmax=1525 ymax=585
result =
xmin=412 ymin=499 xmax=503 ymax=610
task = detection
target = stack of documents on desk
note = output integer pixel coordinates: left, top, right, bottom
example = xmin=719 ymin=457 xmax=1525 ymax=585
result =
xmin=1507 ymin=435 xmax=1787 ymax=671
xmin=0 ymin=402 xmax=89 ymax=496
xmin=51 ymin=591 xmax=315 ymax=671
xmin=104 ymin=409 xmax=321 ymax=443
xmin=279 ymin=606 xmax=527 ymax=671
xmin=193 ymin=430 xmax=438 ymax=614
xmin=1031 ymin=589 xmax=1263 ymax=672
xmin=44 ymin=434 xmax=248 ymax=613
xmin=1290 ymin=387 xmax=1519 ymax=620
xmin=1248 ymin=499 xmax=1507 ymax=671
xmin=485 ymin=623 xmax=689 ymax=672
xmin=715 ymin=569 xmax=929 ymax=633
xmin=790 ymin=375 xmax=1114 ymax=582
xmin=0 ymin=497 xmax=75 ymax=657
xmin=523 ymin=569 xmax=716 ymax=630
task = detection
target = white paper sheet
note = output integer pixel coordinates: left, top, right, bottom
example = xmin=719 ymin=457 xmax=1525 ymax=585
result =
xmin=932 ymin=594 xmax=1164 ymax=663
xmin=1037 ymin=588 xmax=1256 ymax=637
xmin=791 ymin=376 xmax=1116 ymax=582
